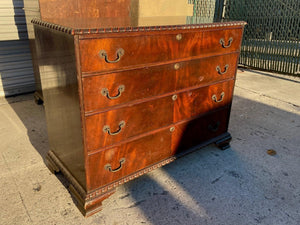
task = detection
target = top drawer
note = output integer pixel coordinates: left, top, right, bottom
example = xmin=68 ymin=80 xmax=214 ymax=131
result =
xmin=79 ymin=28 xmax=243 ymax=73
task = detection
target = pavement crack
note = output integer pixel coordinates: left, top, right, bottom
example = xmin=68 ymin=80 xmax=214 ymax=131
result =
xmin=18 ymin=191 xmax=33 ymax=222
xmin=3 ymin=154 xmax=33 ymax=223
xmin=211 ymin=175 xmax=224 ymax=184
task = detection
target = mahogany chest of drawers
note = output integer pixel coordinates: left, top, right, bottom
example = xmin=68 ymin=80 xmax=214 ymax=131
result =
xmin=33 ymin=17 xmax=246 ymax=216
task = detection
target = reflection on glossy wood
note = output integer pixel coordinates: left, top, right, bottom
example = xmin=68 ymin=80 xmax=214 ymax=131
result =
xmin=34 ymin=26 xmax=86 ymax=187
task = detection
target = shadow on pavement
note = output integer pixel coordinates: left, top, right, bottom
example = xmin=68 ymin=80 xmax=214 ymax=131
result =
xmin=7 ymin=92 xmax=300 ymax=224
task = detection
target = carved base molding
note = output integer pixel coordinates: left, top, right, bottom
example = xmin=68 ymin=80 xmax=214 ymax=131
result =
xmin=45 ymin=132 xmax=232 ymax=216
xmin=45 ymin=150 xmax=176 ymax=216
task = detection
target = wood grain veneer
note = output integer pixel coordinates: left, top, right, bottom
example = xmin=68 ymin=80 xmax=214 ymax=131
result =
xmin=82 ymin=53 xmax=239 ymax=112
xmin=79 ymin=28 xmax=242 ymax=73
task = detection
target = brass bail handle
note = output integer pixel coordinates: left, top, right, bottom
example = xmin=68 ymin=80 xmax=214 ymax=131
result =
xmin=212 ymin=92 xmax=225 ymax=103
xmin=99 ymin=48 xmax=125 ymax=63
xmin=101 ymin=85 xmax=125 ymax=100
xmin=216 ymin=64 xmax=229 ymax=75
xmin=219 ymin=37 xmax=233 ymax=48
xmin=103 ymin=121 xmax=126 ymax=136
xmin=105 ymin=158 xmax=126 ymax=173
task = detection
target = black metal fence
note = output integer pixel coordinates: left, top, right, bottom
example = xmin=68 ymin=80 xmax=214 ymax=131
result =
xmin=191 ymin=0 xmax=300 ymax=76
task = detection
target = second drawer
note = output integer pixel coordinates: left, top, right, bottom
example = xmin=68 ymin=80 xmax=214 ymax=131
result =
xmin=82 ymin=53 xmax=239 ymax=113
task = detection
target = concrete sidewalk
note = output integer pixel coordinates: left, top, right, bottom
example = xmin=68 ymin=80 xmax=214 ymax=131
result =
xmin=0 ymin=69 xmax=299 ymax=225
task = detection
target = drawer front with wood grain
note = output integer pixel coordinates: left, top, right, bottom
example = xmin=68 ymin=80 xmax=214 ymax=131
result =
xmin=174 ymin=53 xmax=238 ymax=90
xmin=200 ymin=28 xmax=243 ymax=56
xmin=82 ymin=53 xmax=238 ymax=113
xmin=79 ymin=28 xmax=242 ymax=73
xmin=82 ymin=63 xmax=177 ymax=113
xmin=86 ymin=127 xmax=173 ymax=190
xmin=171 ymin=107 xmax=230 ymax=154
xmin=85 ymin=95 xmax=174 ymax=151
xmin=174 ymin=80 xmax=235 ymax=121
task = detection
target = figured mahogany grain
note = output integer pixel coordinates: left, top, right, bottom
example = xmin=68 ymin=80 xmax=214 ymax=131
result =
xmin=174 ymin=80 xmax=235 ymax=122
xmin=201 ymin=28 xmax=243 ymax=55
xmin=79 ymin=29 xmax=242 ymax=73
xmin=85 ymin=95 xmax=174 ymax=151
xmin=175 ymin=53 xmax=239 ymax=90
xmin=82 ymin=64 xmax=176 ymax=112
xmin=82 ymin=53 xmax=238 ymax=112
xmin=86 ymin=127 xmax=172 ymax=190
xmin=172 ymin=108 xmax=230 ymax=154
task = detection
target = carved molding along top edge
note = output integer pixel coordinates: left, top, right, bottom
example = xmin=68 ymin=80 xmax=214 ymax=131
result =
xmin=31 ymin=18 xmax=247 ymax=35
xmin=31 ymin=19 xmax=74 ymax=34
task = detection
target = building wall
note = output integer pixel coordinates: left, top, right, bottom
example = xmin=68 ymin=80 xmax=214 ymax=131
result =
xmin=0 ymin=0 xmax=35 ymax=97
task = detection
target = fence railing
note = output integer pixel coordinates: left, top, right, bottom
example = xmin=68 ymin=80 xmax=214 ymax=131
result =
xmin=190 ymin=0 xmax=300 ymax=76
xmin=223 ymin=0 xmax=300 ymax=76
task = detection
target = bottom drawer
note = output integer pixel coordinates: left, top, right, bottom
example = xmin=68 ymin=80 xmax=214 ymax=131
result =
xmin=86 ymin=128 xmax=172 ymax=190
xmin=172 ymin=107 xmax=230 ymax=154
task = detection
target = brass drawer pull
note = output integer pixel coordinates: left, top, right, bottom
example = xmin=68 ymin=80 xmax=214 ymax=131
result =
xmin=219 ymin=37 xmax=233 ymax=48
xmin=212 ymin=92 xmax=225 ymax=103
xmin=170 ymin=127 xmax=175 ymax=132
xmin=176 ymin=34 xmax=182 ymax=41
xmin=99 ymin=48 xmax=125 ymax=63
xmin=105 ymin=158 xmax=126 ymax=173
xmin=174 ymin=63 xmax=180 ymax=70
xmin=208 ymin=121 xmax=221 ymax=132
xmin=103 ymin=121 xmax=126 ymax=136
xmin=216 ymin=64 xmax=229 ymax=75
xmin=101 ymin=85 xmax=125 ymax=100
xmin=172 ymin=94 xmax=178 ymax=101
